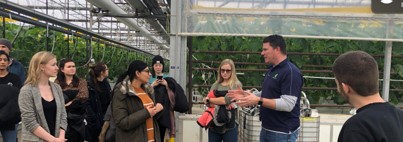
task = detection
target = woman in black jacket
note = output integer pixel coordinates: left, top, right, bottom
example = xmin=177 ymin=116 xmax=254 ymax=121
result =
xmin=54 ymin=58 xmax=88 ymax=142
xmin=86 ymin=62 xmax=111 ymax=142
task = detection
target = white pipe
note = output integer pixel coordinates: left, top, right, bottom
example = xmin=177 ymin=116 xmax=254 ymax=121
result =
xmin=176 ymin=32 xmax=403 ymax=42
xmin=87 ymin=0 xmax=169 ymax=50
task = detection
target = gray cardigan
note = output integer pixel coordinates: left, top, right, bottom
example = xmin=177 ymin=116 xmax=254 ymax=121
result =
xmin=18 ymin=82 xmax=67 ymax=142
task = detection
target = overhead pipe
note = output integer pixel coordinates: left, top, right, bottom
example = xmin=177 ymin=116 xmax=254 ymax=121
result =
xmin=0 ymin=10 xmax=155 ymax=55
xmin=87 ymin=0 xmax=170 ymax=51
xmin=0 ymin=0 xmax=154 ymax=55
xmin=124 ymin=0 xmax=169 ymax=40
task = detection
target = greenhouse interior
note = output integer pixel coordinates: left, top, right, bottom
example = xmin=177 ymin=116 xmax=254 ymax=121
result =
xmin=1 ymin=0 xmax=403 ymax=142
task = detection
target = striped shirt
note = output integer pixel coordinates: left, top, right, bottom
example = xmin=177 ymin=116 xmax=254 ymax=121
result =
xmin=134 ymin=87 xmax=155 ymax=142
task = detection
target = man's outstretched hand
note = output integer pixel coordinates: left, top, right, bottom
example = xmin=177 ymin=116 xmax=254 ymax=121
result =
xmin=227 ymin=86 xmax=259 ymax=107
xmin=227 ymin=85 xmax=246 ymax=100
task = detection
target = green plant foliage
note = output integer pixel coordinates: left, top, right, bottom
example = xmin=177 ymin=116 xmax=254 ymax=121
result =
xmin=191 ymin=36 xmax=403 ymax=105
xmin=1 ymin=22 xmax=152 ymax=81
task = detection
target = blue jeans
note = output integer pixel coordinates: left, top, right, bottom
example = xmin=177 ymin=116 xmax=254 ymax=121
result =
xmin=208 ymin=126 xmax=238 ymax=142
xmin=0 ymin=124 xmax=18 ymax=142
xmin=260 ymin=128 xmax=299 ymax=142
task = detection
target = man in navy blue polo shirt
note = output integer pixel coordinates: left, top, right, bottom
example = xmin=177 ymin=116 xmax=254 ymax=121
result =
xmin=228 ymin=34 xmax=303 ymax=142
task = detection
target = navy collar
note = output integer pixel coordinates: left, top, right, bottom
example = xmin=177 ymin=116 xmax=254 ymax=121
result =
xmin=269 ymin=58 xmax=289 ymax=70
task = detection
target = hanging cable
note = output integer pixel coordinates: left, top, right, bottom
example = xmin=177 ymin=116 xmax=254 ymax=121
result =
xmin=106 ymin=46 xmax=116 ymax=65
xmin=79 ymin=37 xmax=93 ymax=67
xmin=11 ymin=22 xmax=24 ymax=45
xmin=71 ymin=33 xmax=78 ymax=59
xmin=116 ymin=49 xmax=124 ymax=66
xmin=50 ymin=30 xmax=56 ymax=53
xmin=101 ymin=42 xmax=106 ymax=62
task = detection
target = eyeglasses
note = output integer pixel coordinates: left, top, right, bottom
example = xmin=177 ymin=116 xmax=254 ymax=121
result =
xmin=142 ymin=69 xmax=150 ymax=73
xmin=220 ymin=69 xmax=232 ymax=73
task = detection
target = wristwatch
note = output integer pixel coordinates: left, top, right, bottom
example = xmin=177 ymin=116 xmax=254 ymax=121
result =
xmin=206 ymin=97 xmax=210 ymax=104
xmin=258 ymin=97 xmax=263 ymax=106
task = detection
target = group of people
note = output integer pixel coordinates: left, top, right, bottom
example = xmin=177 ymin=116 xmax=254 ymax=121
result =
xmin=202 ymin=35 xmax=403 ymax=142
xmin=1 ymin=33 xmax=403 ymax=142
xmin=16 ymin=52 xmax=112 ymax=142
xmin=201 ymin=35 xmax=303 ymax=142
xmin=0 ymin=39 xmax=25 ymax=142
xmin=0 ymin=38 xmax=184 ymax=142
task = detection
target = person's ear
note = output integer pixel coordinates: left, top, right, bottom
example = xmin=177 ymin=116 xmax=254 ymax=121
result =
xmin=341 ymin=83 xmax=351 ymax=94
xmin=273 ymin=46 xmax=281 ymax=53
xmin=39 ymin=64 xmax=45 ymax=72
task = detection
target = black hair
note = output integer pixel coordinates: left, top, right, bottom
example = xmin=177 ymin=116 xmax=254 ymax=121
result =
xmin=115 ymin=60 xmax=148 ymax=86
xmin=262 ymin=34 xmax=287 ymax=54
xmin=0 ymin=50 xmax=10 ymax=62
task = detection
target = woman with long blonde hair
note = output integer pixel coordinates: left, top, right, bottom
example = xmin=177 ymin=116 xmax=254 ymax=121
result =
xmin=203 ymin=59 xmax=242 ymax=142
xmin=18 ymin=51 xmax=67 ymax=142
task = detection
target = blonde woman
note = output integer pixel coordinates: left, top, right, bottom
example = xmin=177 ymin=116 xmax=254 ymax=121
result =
xmin=203 ymin=59 xmax=242 ymax=142
xmin=18 ymin=51 xmax=67 ymax=142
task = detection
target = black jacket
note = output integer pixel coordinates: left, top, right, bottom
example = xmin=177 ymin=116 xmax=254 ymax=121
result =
xmin=0 ymin=84 xmax=20 ymax=130
xmin=153 ymin=77 xmax=188 ymax=129
xmin=86 ymin=77 xmax=111 ymax=141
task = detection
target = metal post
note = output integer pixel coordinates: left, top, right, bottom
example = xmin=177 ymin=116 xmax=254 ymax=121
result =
xmin=382 ymin=20 xmax=393 ymax=101
xmin=2 ymin=16 xmax=5 ymax=38
xmin=45 ymin=0 xmax=49 ymax=51
xmin=170 ymin=0 xmax=188 ymax=106
xmin=187 ymin=37 xmax=193 ymax=114
xmin=382 ymin=41 xmax=392 ymax=101
xmin=66 ymin=0 xmax=70 ymax=57
xmin=170 ymin=0 xmax=188 ymax=142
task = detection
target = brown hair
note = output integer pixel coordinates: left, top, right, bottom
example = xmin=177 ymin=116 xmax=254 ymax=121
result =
xmin=332 ymin=51 xmax=379 ymax=97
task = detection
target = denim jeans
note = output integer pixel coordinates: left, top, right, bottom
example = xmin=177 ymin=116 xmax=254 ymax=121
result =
xmin=260 ymin=128 xmax=299 ymax=142
xmin=208 ymin=126 xmax=238 ymax=142
xmin=0 ymin=124 xmax=18 ymax=142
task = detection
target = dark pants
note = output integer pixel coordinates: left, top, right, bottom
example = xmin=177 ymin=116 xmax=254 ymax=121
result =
xmin=0 ymin=124 xmax=17 ymax=142
xmin=159 ymin=124 xmax=168 ymax=142
xmin=208 ymin=126 xmax=238 ymax=142
xmin=66 ymin=127 xmax=84 ymax=142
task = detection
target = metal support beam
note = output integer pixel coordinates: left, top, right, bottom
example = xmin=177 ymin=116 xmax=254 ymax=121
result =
xmin=95 ymin=13 xmax=166 ymax=19
xmin=170 ymin=0 xmax=188 ymax=113
xmin=383 ymin=41 xmax=392 ymax=101
xmin=382 ymin=20 xmax=393 ymax=101
xmin=125 ymin=0 xmax=169 ymax=41
xmin=25 ymin=5 xmax=90 ymax=10
xmin=87 ymin=0 xmax=170 ymax=50
xmin=0 ymin=1 xmax=154 ymax=56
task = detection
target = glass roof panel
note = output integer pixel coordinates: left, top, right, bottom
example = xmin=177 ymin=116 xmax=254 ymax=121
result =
xmin=5 ymin=0 xmax=169 ymax=56
xmin=186 ymin=0 xmax=403 ymax=41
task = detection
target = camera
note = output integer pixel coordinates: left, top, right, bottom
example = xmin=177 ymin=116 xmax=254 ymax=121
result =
xmin=157 ymin=76 xmax=163 ymax=80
